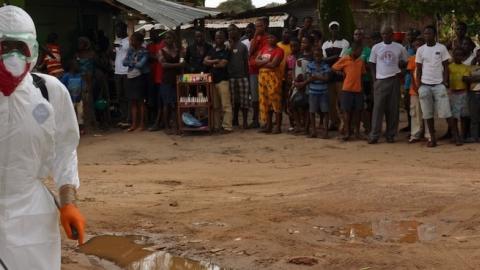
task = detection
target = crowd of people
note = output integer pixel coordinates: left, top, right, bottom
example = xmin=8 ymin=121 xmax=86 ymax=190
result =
xmin=36 ymin=17 xmax=480 ymax=147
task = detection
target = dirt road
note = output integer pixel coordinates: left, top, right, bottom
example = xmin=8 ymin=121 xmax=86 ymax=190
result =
xmin=62 ymin=129 xmax=480 ymax=270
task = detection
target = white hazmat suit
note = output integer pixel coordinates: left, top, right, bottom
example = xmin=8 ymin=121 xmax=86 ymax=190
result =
xmin=0 ymin=6 xmax=84 ymax=270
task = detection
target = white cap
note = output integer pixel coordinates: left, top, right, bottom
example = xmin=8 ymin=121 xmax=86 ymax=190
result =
xmin=328 ymin=21 xmax=340 ymax=29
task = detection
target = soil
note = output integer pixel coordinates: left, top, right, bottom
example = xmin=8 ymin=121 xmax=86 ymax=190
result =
xmin=61 ymin=125 xmax=480 ymax=270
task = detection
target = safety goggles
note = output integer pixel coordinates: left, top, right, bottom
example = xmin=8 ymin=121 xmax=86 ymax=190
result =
xmin=0 ymin=33 xmax=38 ymax=62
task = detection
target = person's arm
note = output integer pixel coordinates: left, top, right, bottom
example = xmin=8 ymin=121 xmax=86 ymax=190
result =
xmin=122 ymin=49 xmax=132 ymax=67
xmin=42 ymin=75 xmax=85 ymax=245
xmin=442 ymin=60 xmax=449 ymax=87
xmin=370 ymin=62 xmax=377 ymax=83
xmin=264 ymin=54 xmax=282 ymax=69
xmin=134 ymin=50 xmax=149 ymax=69
xmin=214 ymin=58 xmax=229 ymax=68
xmin=158 ymin=50 xmax=183 ymax=69
xmin=416 ymin=63 xmax=423 ymax=89
xmin=203 ymin=55 xmax=219 ymax=67
xmin=255 ymin=54 xmax=269 ymax=67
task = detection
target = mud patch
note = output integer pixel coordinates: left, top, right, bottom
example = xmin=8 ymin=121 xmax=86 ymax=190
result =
xmin=79 ymin=235 xmax=225 ymax=269
xmin=331 ymin=220 xmax=436 ymax=243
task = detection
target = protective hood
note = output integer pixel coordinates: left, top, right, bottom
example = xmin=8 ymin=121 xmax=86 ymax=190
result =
xmin=0 ymin=5 xmax=38 ymax=69
xmin=0 ymin=6 xmax=38 ymax=96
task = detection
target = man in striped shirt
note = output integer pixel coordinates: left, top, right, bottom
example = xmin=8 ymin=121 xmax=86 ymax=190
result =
xmin=40 ymin=32 xmax=64 ymax=78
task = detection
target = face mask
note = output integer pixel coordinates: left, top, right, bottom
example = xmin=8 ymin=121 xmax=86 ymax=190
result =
xmin=3 ymin=53 xmax=27 ymax=76
xmin=0 ymin=53 xmax=30 ymax=97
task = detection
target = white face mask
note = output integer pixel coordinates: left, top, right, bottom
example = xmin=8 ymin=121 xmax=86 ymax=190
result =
xmin=3 ymin=53 xmax=27 ymax=77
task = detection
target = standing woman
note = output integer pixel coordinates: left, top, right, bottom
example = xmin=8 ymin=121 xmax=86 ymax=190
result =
xmin=256 ymin=33 xmax=285 ymax=133
xmin=123 ymin=32 xmax=150 ymax=132
xmin=76 ymin=37 xmax=97 ymax=130
xmin=158 ymin=31 xmax=184 ymax=134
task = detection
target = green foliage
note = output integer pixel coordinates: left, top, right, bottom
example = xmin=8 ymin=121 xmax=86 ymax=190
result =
xmin=370 ymin=0 xmax=480 ymax=18
xmin=217 ymin=0 xmax=255 ymax=13
xmin=319 ymin=0 xmax=356 ymax=41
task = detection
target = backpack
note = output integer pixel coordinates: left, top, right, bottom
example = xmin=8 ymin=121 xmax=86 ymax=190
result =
xmin=31 ymin=73 xmax=49 ymax=101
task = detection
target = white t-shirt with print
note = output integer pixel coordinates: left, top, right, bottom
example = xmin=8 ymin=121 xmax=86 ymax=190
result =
xmin=322 ymin=39 xmax=350 ymax=58
xmin=114 ymin=37 xmax=130 ymax=75
xmin=416 ymin=43 xmax=451 ymax=85
xmin=369 ymin=41 xmax=408 ymax=79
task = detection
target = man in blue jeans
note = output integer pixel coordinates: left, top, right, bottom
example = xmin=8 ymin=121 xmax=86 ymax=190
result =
xmin=416 ymin=25 xmax=459 ymax=147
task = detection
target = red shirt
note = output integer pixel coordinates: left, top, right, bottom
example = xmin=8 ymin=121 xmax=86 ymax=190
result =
xmin=44 ymin=44 xmax=64 ymax=77
xmin=258 ymin=46 xmax=284 ymax=78
xmin=248 ymin=34 xmax=268 ymax=75
xmin=147 ymin=40 xmax=165 ymax=84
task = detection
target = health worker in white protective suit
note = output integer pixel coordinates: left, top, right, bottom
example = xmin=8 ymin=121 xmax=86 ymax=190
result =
xmin=0 ymin=5 xmax=86 ymax=270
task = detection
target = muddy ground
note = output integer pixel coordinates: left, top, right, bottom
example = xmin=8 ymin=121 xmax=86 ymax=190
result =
xmin=61 ymin=123 xmax=480 ymax=270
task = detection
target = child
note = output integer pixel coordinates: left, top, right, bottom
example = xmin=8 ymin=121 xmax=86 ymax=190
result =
xmin=304 ymin=47 xmax=331 ymax=138
xmin=285 ymin=39 xmax=300 ymax=131
xmin=448 ymin=47 xmax=471 ymax=144
xmin=407 ymin=37 xmax=428 ymax=143
xmin=61 ymin=60 xmax=85 ymax=134
xmin=332 ymin=42 xmax=366 ymax=140
xmin=290 ymin=36 xmax=314 ymax=134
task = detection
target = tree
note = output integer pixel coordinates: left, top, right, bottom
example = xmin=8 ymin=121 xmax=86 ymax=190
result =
xmin=217 ymin=0 xmax=255 ymax=13
xmin=319 ymin=0 xmax=355 ymax=41
xmin=370 ymin=0 xmax=480 ymax=19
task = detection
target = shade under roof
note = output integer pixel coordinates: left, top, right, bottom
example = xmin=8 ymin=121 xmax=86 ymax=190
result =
xmin=116 ymin=0 xmax=219 ymax=28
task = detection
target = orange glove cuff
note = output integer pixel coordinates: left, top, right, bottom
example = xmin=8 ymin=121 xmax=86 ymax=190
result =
xmin=60 ymin=203 xmax=86 ymax=245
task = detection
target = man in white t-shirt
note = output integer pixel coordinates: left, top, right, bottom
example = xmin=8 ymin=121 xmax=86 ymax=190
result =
xmin=322 ymin=21 xmax=350 ymax=132
xmin=368 ymin=26 xmax=408 ymax=144
xmin=113 ymin=21 xmax=130 ymax=124
xmin=416 ymin=25 xmax=458 ymax=147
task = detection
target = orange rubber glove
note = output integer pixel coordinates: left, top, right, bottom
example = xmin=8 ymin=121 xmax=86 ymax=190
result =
xmin=60 ymin=204 xmax=86 ymax=245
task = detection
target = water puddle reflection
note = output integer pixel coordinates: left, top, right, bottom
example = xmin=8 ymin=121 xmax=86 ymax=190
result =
xmin=332 ymin=220 xmax=435 ymax=243
xmin=79 ymin=235 xmax=226 ymax=270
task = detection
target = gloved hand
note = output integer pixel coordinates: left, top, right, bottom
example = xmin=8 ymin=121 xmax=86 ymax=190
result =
xmin=60 ymin=204 xmax=86 ymax=245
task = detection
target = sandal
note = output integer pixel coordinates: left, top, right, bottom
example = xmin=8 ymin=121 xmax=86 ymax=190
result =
xmin=427 ymin=140 xmax=437 ymax=148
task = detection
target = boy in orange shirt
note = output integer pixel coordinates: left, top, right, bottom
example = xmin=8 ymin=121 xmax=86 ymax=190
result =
xmin=407 ymin=37 xmax=427 ymax=143
xmin=332 ymin=43 xmax=366 ymax=141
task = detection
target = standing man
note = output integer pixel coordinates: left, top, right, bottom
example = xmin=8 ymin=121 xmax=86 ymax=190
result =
xmin=147 ymin=28 xmax=166 ymax=131
xmin=39 ymin=32 xmax=64 ymax=78
xmin=204 ymin=31 xmax=233 ymax=133
xmin=241 ymin=23 xmax=255 ymax=51
xmin=113 ymin=21 xmax=130 ymax=125
xmin=368 ymin=26 xmax=408 ymax=144
xmin=298 ymin=16 xmax=314 ymax=41
xmin=322 ymin=21 xmax=350 ymax=132
xmin=277 ymin=28 xmax=293 ymax=122
xmin=228 ymin=24 xmax=250 ymax=129
xmin=248 ymin=17 xmax=269 ymax=128
xmin=185 ymin=30 xmax=212 ymax=74
xmin=287 ymin=16 xmax=300 ymax=39
xmin=0 ymin=5 xmax=85 ymax=269
xmin=416 ymin=25 xmax=459 ymax=147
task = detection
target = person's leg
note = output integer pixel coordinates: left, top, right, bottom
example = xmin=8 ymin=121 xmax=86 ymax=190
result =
xmin=271 ymin=76 xmax=283 ymax=134
xmin=239 ymin=77 xmax=250 ymax=129
xmin=128 ymin=100 xmax=138 ymax=132
xmin=385 ymin=77 xmax=400 ymax=142
xmin=218 ymin=80 xmax=233 ymax=131
xmin=249 ymin=74 xmax=260 ymax=128
xmin=434 ymin=84 xmax=458 ymax=145
xmin=264 ymin=110 xmax=273 ymax=133
xmin=230 ymin=79 xmax=239 ymax=127
xmin=419 ymin=85 xmax=435 ymax=146
xmin=139 ymin=100 xmax=146 ymax=131
xmin=468 ymin=92 xmax=480 ymax=142
xmin=213 ymin=83 xmax=222 ymax=131
xmin=342 ymin=111 xmax=351 ymax=140
xmin=327 ymin=82 xmax=339 ymax=130
xmin=409 ymin=95 xmax=422 ymax=142
xmin=369 ymin=80 xmax=387 ymax=143
xmin=309 ymin=112 xmax=317 ymax=137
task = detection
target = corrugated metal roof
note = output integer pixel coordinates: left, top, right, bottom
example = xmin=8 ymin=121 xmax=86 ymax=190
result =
xmin=180 ymin=14 xmax=288 ymax=29
xmin=115 ymin=0 xmax=219 ymax=28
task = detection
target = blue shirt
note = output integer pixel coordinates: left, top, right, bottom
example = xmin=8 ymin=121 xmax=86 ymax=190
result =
xmin=61 ymin=73 xmax=84 ymax=103
xmin=307 ymin=61 xmax=330 ymax=94
xmin=123 ymin=47 xmax=150 ymax=74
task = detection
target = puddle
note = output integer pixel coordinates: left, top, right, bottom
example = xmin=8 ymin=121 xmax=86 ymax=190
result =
xmin=79 ymin=235 xmax=226 ymax=270
xmin=331 ymin=220 xmax=435 ymax=243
